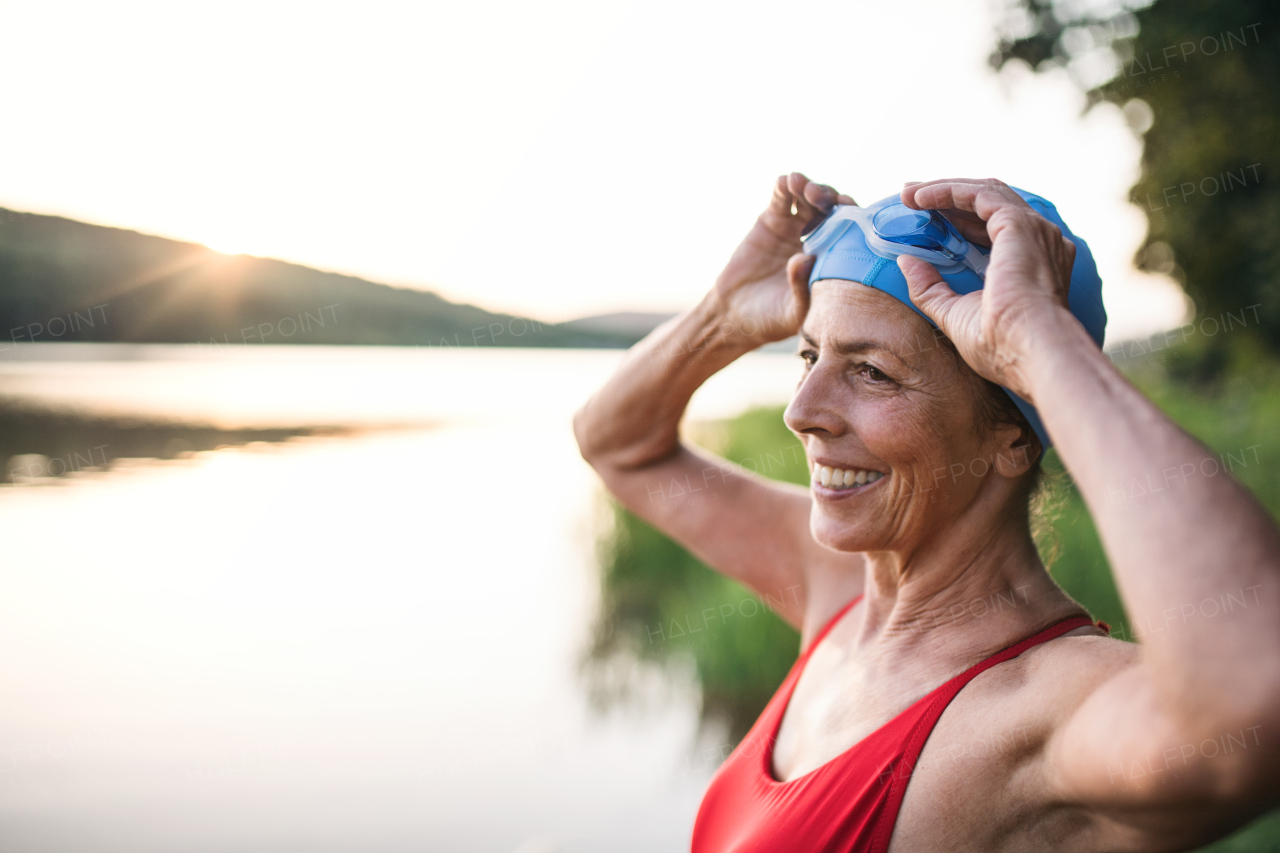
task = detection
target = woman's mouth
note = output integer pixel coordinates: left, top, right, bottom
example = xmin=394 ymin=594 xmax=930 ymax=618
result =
xmin=810 ymin=462 xmax=886 ymax=493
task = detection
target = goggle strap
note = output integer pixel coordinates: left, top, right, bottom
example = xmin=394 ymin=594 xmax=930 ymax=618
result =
xmin=961 ymin=242 xmax=989 ymax=276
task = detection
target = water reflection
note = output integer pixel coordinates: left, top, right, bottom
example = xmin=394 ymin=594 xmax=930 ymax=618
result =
xmin=1 ymin=404 xmax=339 ymax=484
xmin=582 ymin=408 xmax=809 ymax=745
xmin=0 ymin=345 xmax=817 ymax=852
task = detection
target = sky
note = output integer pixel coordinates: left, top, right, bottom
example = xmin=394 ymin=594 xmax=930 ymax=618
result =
xmin=0 ymin=0 xmax=1186 ymax=343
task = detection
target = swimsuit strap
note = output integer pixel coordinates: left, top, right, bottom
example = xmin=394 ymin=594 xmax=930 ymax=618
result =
xmin=910 ymin=613 xmax=1101 ymax=716
xmin=966 ymin=613 xmax=1099 ymax=674
xmin=867 ymin=612 xmax=1102 ymax=853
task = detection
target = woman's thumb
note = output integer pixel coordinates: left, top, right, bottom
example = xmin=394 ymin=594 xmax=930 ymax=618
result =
xmin=898 ymin=255 xmax=957 ymax=336
xmin=785 ymin=252 xmax=815 ymax=328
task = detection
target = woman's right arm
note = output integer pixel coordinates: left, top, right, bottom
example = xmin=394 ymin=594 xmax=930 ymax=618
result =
xmin=572 ymin=173 xmax=866 ymax=633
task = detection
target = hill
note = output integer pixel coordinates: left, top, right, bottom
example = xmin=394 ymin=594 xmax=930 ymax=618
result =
xmin=0 ymin=208 xmax=633 ymax=348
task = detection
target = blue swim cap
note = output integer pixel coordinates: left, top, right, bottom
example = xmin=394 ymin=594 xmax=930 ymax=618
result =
xmin=804 ymin=187 xmax=1106 ymax=452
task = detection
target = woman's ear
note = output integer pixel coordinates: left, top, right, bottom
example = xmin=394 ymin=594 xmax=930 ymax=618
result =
xmin=992 ymin=421 xmax=1040 ymax=478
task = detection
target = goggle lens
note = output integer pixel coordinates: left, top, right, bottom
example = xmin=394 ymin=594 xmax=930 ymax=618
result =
xmin=872 ymin=205 xmax=934 ymax=238
xmin=871 ymin=204 xmax=963 ymax=258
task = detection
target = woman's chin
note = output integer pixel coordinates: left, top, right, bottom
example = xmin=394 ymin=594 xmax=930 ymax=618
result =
xmin=811 ymin=516 xmax=885 ymax=554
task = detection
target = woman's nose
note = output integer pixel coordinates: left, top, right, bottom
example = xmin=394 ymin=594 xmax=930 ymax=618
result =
xmin=784 ymin=365 xmax=848 ymax=438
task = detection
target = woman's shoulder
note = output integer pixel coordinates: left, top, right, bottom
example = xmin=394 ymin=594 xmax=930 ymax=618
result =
xmin=993 ymin=621 xmax=1139 ymax=687
xmin=1027 ymin=624 xmax=1139 ymax=675
xmin=906 ymin=626 xmax=1140 ymax=826
xmin=972 ymin=624 xmax=1141 ymax=735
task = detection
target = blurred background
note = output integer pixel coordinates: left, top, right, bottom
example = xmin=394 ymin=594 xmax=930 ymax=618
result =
xmin=0 ymin=0 xmax=1277 ymax=850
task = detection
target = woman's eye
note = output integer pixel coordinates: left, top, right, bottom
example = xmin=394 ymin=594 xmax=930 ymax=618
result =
xmin=798 ymin=350 xmax=817 ymax=367
xmin=860 ymin=364 xmax=890 ymax=383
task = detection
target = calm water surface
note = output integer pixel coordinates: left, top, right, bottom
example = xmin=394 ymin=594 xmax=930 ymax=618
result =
xmin=0 ymin=344 xmax=802 ymax=853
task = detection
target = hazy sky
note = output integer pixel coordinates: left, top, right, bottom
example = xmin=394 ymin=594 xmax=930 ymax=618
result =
xmin=0 ymin=0 xmax=1185 ymax=342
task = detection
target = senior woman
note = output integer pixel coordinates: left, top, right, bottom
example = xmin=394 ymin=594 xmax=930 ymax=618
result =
xmin=573 ymin=174 xmax=1280 ymax=851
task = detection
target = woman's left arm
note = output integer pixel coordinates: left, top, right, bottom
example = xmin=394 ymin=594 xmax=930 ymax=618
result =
xmin=899 ymin=179 xmax=1280 ymax=844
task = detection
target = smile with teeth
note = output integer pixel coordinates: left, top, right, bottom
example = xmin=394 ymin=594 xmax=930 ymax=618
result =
xmin=811 ymin=462 xmax=885 ymax=490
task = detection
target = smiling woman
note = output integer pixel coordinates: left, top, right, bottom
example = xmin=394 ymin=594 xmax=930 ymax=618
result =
xmin=573 ymin=172 xmax=1280 ymax=852
xmin=786 ymin=285 xmax=1048 ymax=565
xmin=798 ymin=318 xmax=1039 ymax=498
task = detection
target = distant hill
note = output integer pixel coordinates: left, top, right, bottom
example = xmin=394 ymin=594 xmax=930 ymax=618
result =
xmin=564 ymin=310 xmax=799 ymax=353
xmin=0 ymin=208 xmax=635 ymax=348
xmin=564 ymin=311 xmax=677 ymax=338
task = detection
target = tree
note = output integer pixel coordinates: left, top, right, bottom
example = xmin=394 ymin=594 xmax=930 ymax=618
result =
xmin=992 ymin=0 xmax=1280 ymax=366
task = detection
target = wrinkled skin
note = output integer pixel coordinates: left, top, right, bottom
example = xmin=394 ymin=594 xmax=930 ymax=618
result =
xmin=785 ymin=280 xmax=1036 ymax=564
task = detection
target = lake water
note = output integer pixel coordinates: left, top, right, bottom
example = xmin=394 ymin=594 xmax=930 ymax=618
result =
xmin=0 ymin=343 xmax=804 ymax=853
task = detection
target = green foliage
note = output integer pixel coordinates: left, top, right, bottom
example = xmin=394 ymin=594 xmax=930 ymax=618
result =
xmin=992 ymin=0 xmax=1280 ymax=363
xmin=1042 ymin=341 xmax=1280 ymax=655
xmin=1201 ymin=812 xmax=1280 ymax=853
xmin=1034 ymin=450 xmax=1126 ymax=628
xmin=582 ymin=408 xmax=807 ymax=744
xmin=0 ymin=208 xmax=630 ymax=348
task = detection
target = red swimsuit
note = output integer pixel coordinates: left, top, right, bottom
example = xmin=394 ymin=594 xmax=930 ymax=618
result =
xmin=691 ymin=594 xmax=1105 ymax=853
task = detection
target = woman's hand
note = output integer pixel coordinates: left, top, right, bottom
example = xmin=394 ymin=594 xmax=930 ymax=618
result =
xmin=896 ymin=178 xmax=1079 ymax=404
xmin=712 ymin=172 xmax=855 ymax=348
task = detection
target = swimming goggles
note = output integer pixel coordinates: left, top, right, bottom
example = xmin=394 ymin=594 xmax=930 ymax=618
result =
xmin=794 ymin=186 xmax=1108 ymax=455
xmin=801 ymin=202 xmax=989 ymax=277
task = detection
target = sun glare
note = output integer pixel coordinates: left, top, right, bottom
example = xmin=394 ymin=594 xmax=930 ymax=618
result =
xmin=205 ymin=240 xmax=245 ymax=256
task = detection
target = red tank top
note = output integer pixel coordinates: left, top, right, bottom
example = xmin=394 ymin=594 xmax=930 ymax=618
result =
xmin=690 ymin=595 xmax=1105 ymax=853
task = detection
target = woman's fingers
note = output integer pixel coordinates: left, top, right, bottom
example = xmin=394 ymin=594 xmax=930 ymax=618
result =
xmin=765 ymin=173 xmax=837 ymax=235
xmin=786 ymin=172 xmax=856 ymax=214
xmin=912 ymin=182 xmax=992 ymax=215
xmin=904 ymin=180 xmax=1000 ymax=246
xmin=768 ymin=173 xmax=818 ymax=218
xmin=906 ymin=179 xmax=1032 ymax=221
xmin=898 ymin=255 xmax=962 ymax=339
xmin=802 ymin=180 xmax=854 ymax=210
xmin=767 ymin=173 xmax=799 ymax=219
xmin=938 ymin=206 xmax=985 ymax=224
xmin=943 ymin=213 xmax=993 ymax=247
xmin=901 ymin=177 xmax=1000 ymax=208
xmin=786 ymin=172 xmax=840 ymax=223
xmin=761 ymin=172 xmax=856 ymax=241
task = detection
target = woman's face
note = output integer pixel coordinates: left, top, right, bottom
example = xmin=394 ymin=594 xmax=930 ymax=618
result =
xmin=783 ymin=280 xmax=1026 ymax=555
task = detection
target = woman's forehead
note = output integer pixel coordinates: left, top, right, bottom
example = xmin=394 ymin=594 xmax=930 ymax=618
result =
xmin=804 ymin=280 xmax=939 ymax=360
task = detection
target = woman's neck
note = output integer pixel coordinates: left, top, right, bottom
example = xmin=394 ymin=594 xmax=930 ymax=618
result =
xmin=854 ymin=512 xmax=1083 ymax=661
